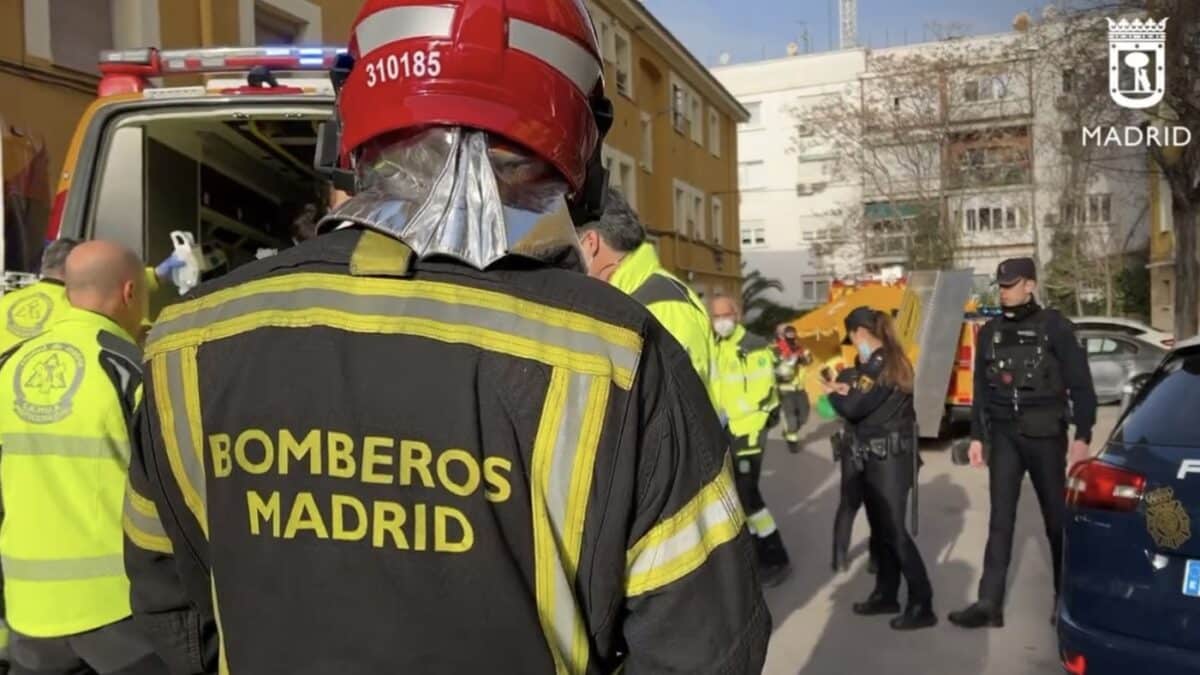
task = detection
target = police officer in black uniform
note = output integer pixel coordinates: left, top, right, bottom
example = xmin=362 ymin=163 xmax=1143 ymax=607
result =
xmin=949 ymin=257 xmax=1097 ymax=629
xmin=826 ymin=306 xmax=936 ymax=631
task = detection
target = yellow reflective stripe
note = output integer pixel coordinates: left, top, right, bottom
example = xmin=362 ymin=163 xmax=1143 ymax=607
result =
xmin=529 ymin=368 xmax=601 ymax=673
xmin=126 ymin=485 xmax=158 ymax=518
xmin=211 ymin=580 xmax=230 ymax=675
xmin=147 ymin=273 xmax=642 ymax=390
xmin=0 ymin=432 xmax=130 ymax=461
xmin=154 ymin=348 xmax=208 ymax=538
xmin=562 ymin=376 xmax=607 ymax=671
xmin=735 ymin=447 xmax=762 ymax=457
xmin=2 ymin=554 xmax=125 ymax=581
xmin=123 ymin=485 xmax=173 ymax=554
xmin=532 ymin=368 xmax=570 ymax=675
xmin=626 ymin=457 xmax=745 ymax=597
xmin=747 ymin=508 xmax=777 ymax=537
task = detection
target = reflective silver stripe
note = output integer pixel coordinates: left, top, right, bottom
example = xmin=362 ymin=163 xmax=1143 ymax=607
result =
xmin=626 ymin=463 xmax=744 ymax=596
xmin=1 ymin=433 xmax=130 ymax=462
xmin=164 ymin=349 xmax=207 ymax=527
xmin=124 ymin=491 xmax=168 ymax=539
xmin=508 ymin=18 xmax=602 ymax=95
xmin=355 ymin=5 xmax=457 ymax=56
xmin=2 ymin=554 xmax=125 ymax=581
xmin=532 ymin=369 xmax=604 ymax=673
xmin=151 ymin=287 xmax=639 ymax=385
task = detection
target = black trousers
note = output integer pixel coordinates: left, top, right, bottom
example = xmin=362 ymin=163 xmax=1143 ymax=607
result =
xmin=10 ymin=618 xmax=167 ymax=675
xmin=780 ymin=390 xmax=810 ymax=441
xmin=833 ymin=447 xmax=878 ymax=564
xmin=863 ymin=452 xmax=932 ymax=604
xmin=734 ymin=452 xmax=789 ymax=568
xmin=978 ymin=421 xmax=1067 ymax=608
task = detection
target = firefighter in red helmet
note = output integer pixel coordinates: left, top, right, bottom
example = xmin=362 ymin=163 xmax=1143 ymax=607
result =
xmin=124 ymin=1 xmax=769 ymax=673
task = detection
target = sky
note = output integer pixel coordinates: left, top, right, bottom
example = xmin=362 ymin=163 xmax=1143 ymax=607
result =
xmin=641 ymin=0 xmax=1051 ymax=67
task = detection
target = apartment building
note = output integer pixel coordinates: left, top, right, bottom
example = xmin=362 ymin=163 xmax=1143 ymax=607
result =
xmin=587 ymin=0 xmax=748 ymax=298
xmin=4 ymin=1 xmax=747 ymax=296
xmin=714 ymin=27 xmax=1150 ymax=309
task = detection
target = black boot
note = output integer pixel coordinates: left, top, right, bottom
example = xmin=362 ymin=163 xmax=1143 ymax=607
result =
xmin=787 ymin=440 xmax=801 ymax=454
xmin=948 ymin=602 xmax=1004 ymax=629
xmin=852 ymin=591 xmax=900 ymax=616
xmin=890 ymin=601 xmax=938 ymax=630
xmin=757 ymin=531 xmax=792 ymax=587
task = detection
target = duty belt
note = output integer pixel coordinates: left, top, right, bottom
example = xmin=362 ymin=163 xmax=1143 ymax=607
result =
xmin=834 ymin=429 xmax=912 ymax=471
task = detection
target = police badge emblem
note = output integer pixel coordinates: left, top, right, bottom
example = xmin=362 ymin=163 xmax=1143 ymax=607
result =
xmin=856 ymin=375 xmax=874 ymax=392
xmin=12 ymin=342 xmax=86 ymax=424
xmin=1145 ymin=486 xmax=1191 ymax=550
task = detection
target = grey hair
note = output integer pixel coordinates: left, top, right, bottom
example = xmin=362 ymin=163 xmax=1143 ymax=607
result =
xmin=577 ymin=187 xmax=645 ymax=253
xmin=41 ymin=238 xmax=80 ymax=278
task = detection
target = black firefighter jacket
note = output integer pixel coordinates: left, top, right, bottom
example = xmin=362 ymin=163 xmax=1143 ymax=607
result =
xmin=121 ymin=227 xmax=770 ymax=675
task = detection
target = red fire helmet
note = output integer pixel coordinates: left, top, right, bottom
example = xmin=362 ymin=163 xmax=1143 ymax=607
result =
xmin=340 ymin=0 xmax=605 ymax=193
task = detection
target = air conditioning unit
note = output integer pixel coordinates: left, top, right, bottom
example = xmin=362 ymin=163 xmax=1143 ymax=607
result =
xmin=810 ymin=181 xmax=828 ymax=193
xmin=1055 ymin=95 xmax=1071 ymax=111
xmin=1043 ymin=212 xmax=1059 ymax=227
xmin=796 ymin=183 xmax=812 ymax=196
xmin=796 ymin=123 xmax=815 ymax=137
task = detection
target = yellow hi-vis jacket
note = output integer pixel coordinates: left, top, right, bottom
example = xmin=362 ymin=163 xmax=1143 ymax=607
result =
xmin=714 ymin=325 xmax=779 ymax=455
xmin=610 ymin=243 xmax=717 ymax=405
xmin=0 ymin=306 xmax=145 ymax=637
xmin=0 ymin=280 xmax=70 ymax=354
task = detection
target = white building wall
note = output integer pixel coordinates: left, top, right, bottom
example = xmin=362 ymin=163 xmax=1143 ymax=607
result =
xmin=714 ymin=27 xmax=1150 ymax=305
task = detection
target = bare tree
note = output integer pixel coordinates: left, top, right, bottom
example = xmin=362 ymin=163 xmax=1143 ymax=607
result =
xmin=794 ymin=37 xmax=1035 ymax=275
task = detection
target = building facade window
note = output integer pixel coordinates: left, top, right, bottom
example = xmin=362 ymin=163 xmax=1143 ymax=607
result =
xmin=708 ymin=107 xmax=721 ymax=157
xmin=1062 ymin=68 xmax=1074 ymax=93
xmin=674 ymin=180 xmax=704 ymax=238
xmin=586 ymin=3 xmax=615 ymax=61
xmin=1086 ymin=193 xmax=1112 ymax=224
xmin=738 ymin=160 xmax=765 ymax=190
xmin=602 ymin=145 xmax=637 ymax=208
xmin=614 ymin=25 xmax=633 ymax=98
xmin=962 ymin=205 xmax=1026 ymax=232
xmin=640 ymin=112 xmax=653 ymax=171
xmin=710 ymin=197 xmax=724 ymax=243
xmin=741 ymin=101 xmax=763 ymax=128
xmin=672 ymin=83 xmax=688 ymax=132
xmin=48 ymin=0 xmax=115 ymax=74
xmin=242 ymin=0 xmax=322 ymax=45
xmin=740 ymin=221 xmax=766 ymax=247
xmin=963 ymin=75 xmax=1010 ymax=102
xmin=689 ymin=95 xmax=703 ymax=145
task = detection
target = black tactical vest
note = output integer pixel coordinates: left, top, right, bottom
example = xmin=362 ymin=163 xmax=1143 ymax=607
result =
xmin=983 ymin=309 xmax=1067 ymax=429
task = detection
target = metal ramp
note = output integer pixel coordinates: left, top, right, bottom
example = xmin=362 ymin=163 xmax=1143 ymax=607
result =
xmin=901 ymin=270 xmax=974 ymax=438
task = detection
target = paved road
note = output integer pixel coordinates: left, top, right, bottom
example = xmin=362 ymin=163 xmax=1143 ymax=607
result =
xmin=758 ymin=406 xmax=1121 ymax=674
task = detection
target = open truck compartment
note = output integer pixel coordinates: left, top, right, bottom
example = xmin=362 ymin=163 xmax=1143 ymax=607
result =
xmin=63 ymin=99 xmax=332 ymax=319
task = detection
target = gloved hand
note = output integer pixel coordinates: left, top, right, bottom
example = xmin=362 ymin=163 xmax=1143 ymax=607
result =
xmin=155 ymin=253 xmax=186 ymax=282
xmin=765 ymin=407 xmax=780 ymax=430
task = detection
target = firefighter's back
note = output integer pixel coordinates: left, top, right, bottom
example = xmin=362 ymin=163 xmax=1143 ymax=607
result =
xmin=132 ymin=227 xmax=766 ymax=673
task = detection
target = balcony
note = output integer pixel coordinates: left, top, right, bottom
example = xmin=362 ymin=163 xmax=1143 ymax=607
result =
xmin=947 ymin=164 xmax=1031 ymax=190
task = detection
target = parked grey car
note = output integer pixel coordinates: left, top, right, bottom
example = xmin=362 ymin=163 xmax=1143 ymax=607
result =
xmin=1077 ymin=330 xmax=1167 ymax=404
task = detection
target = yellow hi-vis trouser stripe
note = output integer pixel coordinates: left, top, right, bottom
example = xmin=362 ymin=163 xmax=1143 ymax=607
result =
xmin=145 ymin=273 xmax=643 ymax=391
xmin=625 ymin=455 xmax=745 ymax=597
xmin=748 ymin=508 xmax=778 ymax=537
xmin=531 ymin=368 xmax=608 ymax=675
xmin=123 ymin=483 xmax=173 ymax=554
xmin=153 ymin=346 xmax=208 ymax=538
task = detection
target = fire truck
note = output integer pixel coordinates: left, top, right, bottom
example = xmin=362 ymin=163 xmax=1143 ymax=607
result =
xmin=19 ymin=45 xmax=344 ymax=319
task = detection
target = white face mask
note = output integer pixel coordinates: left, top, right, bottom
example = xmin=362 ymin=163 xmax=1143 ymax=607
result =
xmin=713 ymin=318 xmax=736 ymax=338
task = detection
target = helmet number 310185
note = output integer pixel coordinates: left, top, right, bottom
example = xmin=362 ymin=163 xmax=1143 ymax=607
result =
xmin=365 ymin=49 xmax=442 ymax=87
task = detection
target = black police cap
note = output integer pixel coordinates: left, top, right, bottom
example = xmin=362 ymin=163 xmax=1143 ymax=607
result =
xmin=842 ymin=306 xmax=878 ymax=344
xmin=996 ymin=257 xmax=1036 ymax=286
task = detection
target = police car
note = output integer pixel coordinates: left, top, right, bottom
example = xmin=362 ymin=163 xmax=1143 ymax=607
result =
xmin=29 ymin=46 xmax=340 ymax=317
xmin=1058 ymin=335 xmax=1200 ymax=674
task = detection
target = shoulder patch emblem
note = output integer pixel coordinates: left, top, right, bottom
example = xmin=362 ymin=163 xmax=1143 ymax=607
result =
xmin=12 ymin=342 xmax=86 ymax=424
xmin=857 ymin=374 xmax=875 ymax=392
xmin=7 ymin=292 xmax=54 ymax=338
xmin=1146 ymin=486 xmax=1192 ymax=550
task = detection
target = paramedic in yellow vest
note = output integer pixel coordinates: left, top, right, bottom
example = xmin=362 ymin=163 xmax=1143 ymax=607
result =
xmin=0 ymin=241 xmax=168 ymax=675
xmin=710 ymin=293 xmax=792 ymax=587
xmin=578 ymin=187 xmax=716 ymax=399
xmin=0 ymin=239 xmax=81 ymax=353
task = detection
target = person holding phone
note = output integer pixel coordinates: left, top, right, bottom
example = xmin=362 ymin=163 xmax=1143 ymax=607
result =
xmin=824 ymin=306 xmax=935 ymax=631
